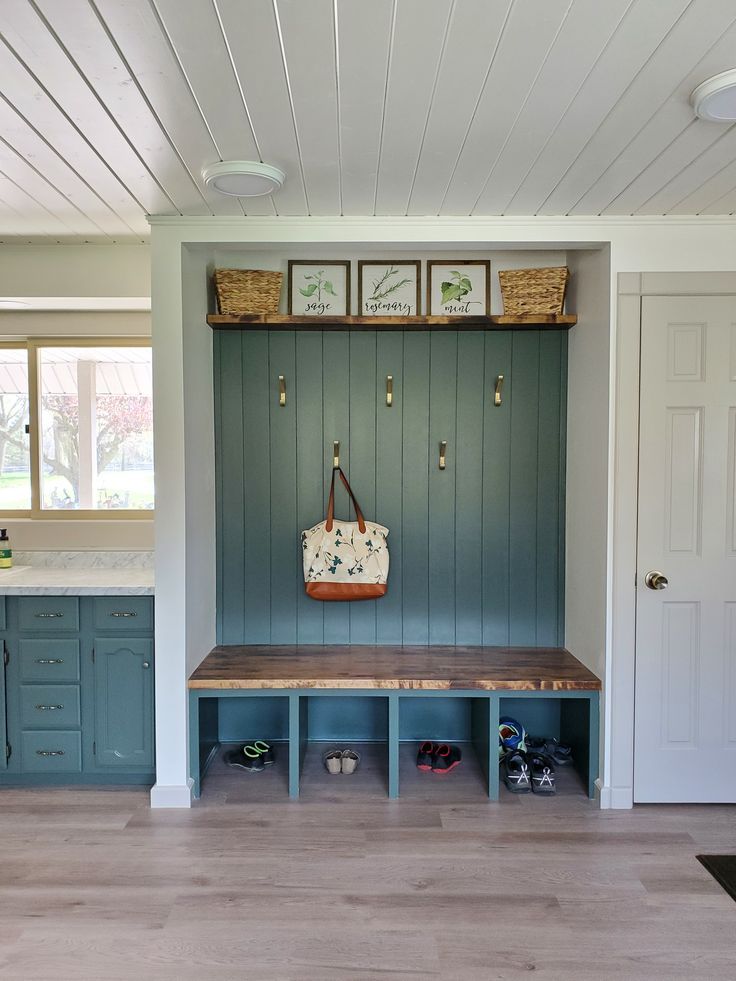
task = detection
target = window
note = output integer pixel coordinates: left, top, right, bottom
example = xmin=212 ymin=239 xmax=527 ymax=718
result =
xmin=0 ymin=339 xmax=153 ymax=516
xmin=0 ymin=345 xmax=31 ymax=510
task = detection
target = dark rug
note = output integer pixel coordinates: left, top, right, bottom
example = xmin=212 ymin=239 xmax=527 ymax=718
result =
xmin=697 ymin=855 xmax=736 ymax=902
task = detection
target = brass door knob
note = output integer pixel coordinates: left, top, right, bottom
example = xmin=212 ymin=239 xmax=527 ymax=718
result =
xmin=645 ymin=571 xmax=669 ymax=590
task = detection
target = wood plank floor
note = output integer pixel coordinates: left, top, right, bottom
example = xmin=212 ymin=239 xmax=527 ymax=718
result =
xmin=1 ymin=767 xmax=735 ymax=979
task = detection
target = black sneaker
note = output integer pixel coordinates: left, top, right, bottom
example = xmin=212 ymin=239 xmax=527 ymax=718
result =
xmin=500 ymin=750 xmax=531 ymax=793
xmin=529 ymin=753 xmax=556 ymax=794
xmin=254 ymin=740 xmax=275 ymax=765
xmin=526 ymin=736 xmax=573 ymax=766
xmin=432 ymin=744 xmax=462 ymax=774
xmin=225 ymin=745 xmax=264 ymax=771
xmin=416 ymin=741 xmax=436 ymax=771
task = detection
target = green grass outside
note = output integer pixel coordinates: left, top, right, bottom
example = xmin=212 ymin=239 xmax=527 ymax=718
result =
xmin=0 ymin=470 xmax=154 ymax=510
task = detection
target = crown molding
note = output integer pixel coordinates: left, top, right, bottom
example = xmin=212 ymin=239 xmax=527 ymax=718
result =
xmin=148 ymin=213 xmax=736 ymax=249
xmin=148 ymin=213 xmax=736 ymax=228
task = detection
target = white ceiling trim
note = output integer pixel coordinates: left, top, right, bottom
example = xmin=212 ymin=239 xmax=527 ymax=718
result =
xmin=0 ymin=296 xmax=150 ymax=311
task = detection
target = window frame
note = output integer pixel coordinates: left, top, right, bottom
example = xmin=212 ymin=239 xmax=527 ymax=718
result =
xmin=0 ymin=336 xmax=153 ymax=520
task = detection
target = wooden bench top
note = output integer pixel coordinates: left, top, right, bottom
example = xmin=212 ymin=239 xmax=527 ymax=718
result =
xmin=188 ymin=646 xmax=601 ymax=692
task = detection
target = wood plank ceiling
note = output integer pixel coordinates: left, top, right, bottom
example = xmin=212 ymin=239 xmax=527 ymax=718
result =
xmin=0 ymin=0 xmax=735 ymax=241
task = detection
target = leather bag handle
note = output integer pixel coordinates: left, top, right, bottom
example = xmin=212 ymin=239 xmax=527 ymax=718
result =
xmin=325 ymin=467 xmax=366 ymax=534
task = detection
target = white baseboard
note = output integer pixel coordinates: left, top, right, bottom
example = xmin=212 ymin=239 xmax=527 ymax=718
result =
xmin=150 ymin=778 xmax=194 ymax=808
xmin=597 ymin=781 xmax=633 ymax=810
xmin=595 ymin=779 xmax=609 ymax=808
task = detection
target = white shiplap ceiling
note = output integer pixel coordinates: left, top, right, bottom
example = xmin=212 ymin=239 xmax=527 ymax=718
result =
xmin=0 ymin=0 xmax=735 ymax=242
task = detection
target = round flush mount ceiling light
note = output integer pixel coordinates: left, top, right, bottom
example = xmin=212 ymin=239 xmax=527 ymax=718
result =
xmin=691 ymin=69 xmax=736 ymax=121
xmin=202 ymin=160 xmax=285 ymax=197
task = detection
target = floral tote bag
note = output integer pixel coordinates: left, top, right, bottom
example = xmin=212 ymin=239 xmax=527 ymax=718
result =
xmin=302 ymin=467 xmax=389 ymax=601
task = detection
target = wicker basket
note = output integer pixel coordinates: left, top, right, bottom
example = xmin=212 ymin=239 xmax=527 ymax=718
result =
xmin=214 ymin=268 xmax=283 ymax=315
xmin=498 ymin=267 xmax=569 ymax=317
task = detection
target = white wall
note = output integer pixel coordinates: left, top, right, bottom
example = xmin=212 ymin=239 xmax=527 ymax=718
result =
xmin=0 ymin=312 xmax=150 ymax=338
xmin=211 ymin=244 xmax=567 ymax=315
xmin=0 ymin=244 xmax=150 ymax=300
xmin=149 ymin=215 xmax=736 ymax=808
xmin=564 ymin=248 xmax=610 ymax=681
xmin=182 ymin=246 xmax=216 ymax=677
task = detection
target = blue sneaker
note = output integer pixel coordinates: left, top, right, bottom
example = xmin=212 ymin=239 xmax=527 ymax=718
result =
xmin=498 ymin=716 xmax=527 ymax=758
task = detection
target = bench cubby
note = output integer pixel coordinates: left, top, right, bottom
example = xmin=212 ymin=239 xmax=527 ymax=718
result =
xmin=189 ymin=646 xmax=601 ymax=801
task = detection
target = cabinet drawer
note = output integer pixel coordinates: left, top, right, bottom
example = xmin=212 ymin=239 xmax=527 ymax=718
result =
xmin=0 ymin=596 xmax=5 ymax=631
xmin=19 ymin=640 xmax=80 ymax=683
xmin=21 ymin=731 xmax=81 ymax=773
xmin=18 ymin=597 xmax=79 ymax=632
xmin=20 ymin=685 xmax=80 ymax=729
xmin=93 ymin=596 xmax=153 ymax=631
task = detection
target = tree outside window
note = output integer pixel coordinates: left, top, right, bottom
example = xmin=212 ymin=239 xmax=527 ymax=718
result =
xmin=39 ymin=346 xmax=154 ymax=510
xmin=0 ymin=342 xmax=154 ymax=514
xmin=0 ymin=347 xmax=31 ymax=510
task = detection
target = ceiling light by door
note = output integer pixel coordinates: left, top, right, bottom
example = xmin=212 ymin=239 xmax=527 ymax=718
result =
xmin=202 ymin=161 xmax=285 ymax=197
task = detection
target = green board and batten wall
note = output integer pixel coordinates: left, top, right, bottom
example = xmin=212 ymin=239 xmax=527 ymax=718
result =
xmin=214 ymin=329 xmax=567 ymax=649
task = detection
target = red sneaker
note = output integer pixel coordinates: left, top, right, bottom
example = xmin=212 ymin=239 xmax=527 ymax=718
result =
xmin=432 ymin=744 xmax=462 ymax=774
xmin=416 ymin=741 xmax=436 ymax=770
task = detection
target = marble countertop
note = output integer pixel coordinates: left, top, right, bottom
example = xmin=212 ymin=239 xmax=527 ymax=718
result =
xmin=0 ymin=566 xmax=154 ymax=595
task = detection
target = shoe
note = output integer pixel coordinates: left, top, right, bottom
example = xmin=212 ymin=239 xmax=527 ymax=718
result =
xmin=341 ymin=749 xmax=360 ymax=774
xmin=529 ymin=753 xmax=556 ymax=794
xmin=225 ymin=745 xmax=264 ymax=771
xmin=526 ymin=737 xmax=573 ymax=767
xmin=500 ymin=750 xmax=530 ymax=793
xmin=498 ymin=716 xmax=527 ymax=757
xmin=323 ymin=749 xmax=342 ymax=775
xmin=432 ymin=744 xmax=462 ymax=774
xmin=253 ymin=740 xmax=275 ymax=765
xmin=416 ymin=741 xmax=436 ymax=770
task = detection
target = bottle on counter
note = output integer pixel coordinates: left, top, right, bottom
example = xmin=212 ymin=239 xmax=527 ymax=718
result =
xmin=0 ymin=529 xmax=12 ymax=569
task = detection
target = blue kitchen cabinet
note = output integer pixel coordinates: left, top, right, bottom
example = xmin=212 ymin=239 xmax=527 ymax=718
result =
xmin=93 ymin=637 xmax=154 ymax=769
xmin=0 ymin=595 xmax=155 ymax=786
xmin=0 ymin=597 xmax=6 ymax=771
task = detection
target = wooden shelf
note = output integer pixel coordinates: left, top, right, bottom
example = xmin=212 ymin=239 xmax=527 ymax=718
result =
xmin=206 ymin=313 xmax=576 ymax=331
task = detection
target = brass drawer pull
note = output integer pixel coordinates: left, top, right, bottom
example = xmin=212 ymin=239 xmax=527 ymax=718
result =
xmin=35 ymin=749 xmax=65 ymax=757
xmin=35 ymin=658 xmax=64 ymax=665
xmin=35 ymin=704 xmax=64 ymax=711
xmin=35 ymin=612 xmax=64 ymax=619
xmin=110 ymin=611 xmax=137 ymax=618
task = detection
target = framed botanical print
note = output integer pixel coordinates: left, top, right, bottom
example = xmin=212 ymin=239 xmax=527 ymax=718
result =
xmin=427 ymin=260 xmax=490 ymax=317
xmin=358 ymin=260 xmax=421 ymax=317
xmin=288 ymin=260 xmax=351 ymax=316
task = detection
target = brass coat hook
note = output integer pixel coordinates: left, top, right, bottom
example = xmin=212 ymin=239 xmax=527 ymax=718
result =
xmin=279 ymin=375 xmax=286 ymax=407
xmin=333 ymin=441 xmax=340 ymax=469
xmin=386 ymin=375 xmax=393 ymax=407
xmin=494 ymin=374 xmax=504 ymax=406
xmin=439 ymin=441 xmax=447 ymax=470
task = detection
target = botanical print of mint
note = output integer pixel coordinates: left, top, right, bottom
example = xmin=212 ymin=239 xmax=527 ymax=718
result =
xmin=440 ymin=270 xmax=482 ymax=313
xmin=299 ymin=270 xmax=337 ymax=314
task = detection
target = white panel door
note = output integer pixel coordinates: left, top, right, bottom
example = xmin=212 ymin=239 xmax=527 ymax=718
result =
xmin=635 ymin=296 xmax=736 ymax=802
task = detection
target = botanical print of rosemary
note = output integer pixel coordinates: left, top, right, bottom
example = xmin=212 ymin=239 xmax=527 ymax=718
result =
xmin=364 ymin=265 xmax=414 ymax=315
